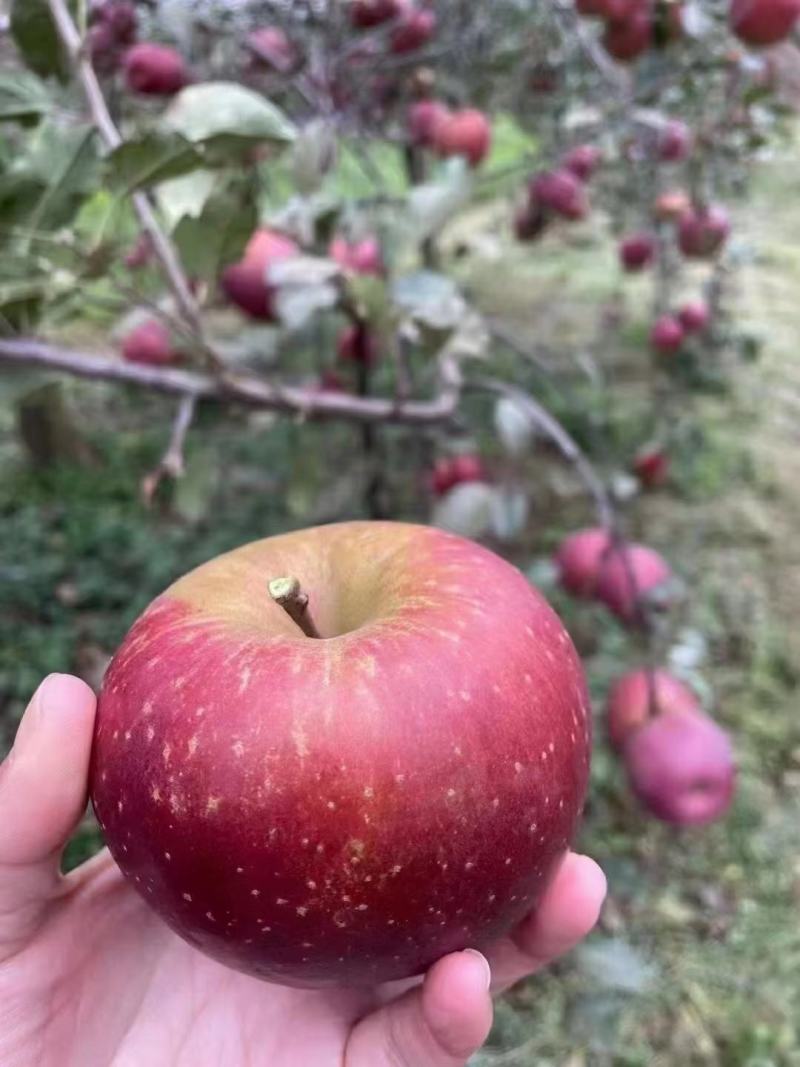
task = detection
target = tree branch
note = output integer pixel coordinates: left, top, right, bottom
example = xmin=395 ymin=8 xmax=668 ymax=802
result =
xmin=46 ymin=0 xmax=208 ymax=353
xmin=467 ymin=376 xmax=615 ymax=529
xmin=0 ymin=337 xmax=460 ymax=427
xmin=141 ymin=395 xmax=197 ymax=504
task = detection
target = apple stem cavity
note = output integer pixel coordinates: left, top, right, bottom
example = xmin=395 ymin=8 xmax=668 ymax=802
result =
xmin=268 ymin=576 xmax=322 ymax=639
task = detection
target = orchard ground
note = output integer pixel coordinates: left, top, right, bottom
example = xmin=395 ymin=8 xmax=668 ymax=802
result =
xmin=2 ymin=148 xmax=800 ymax=1066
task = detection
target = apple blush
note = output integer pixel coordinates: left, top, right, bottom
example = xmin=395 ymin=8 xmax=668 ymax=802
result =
xmin=91 ymin=522 xmax=591 ymax=987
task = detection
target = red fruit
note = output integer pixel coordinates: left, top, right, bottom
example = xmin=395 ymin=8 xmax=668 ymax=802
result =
xmin=576 ymin=0 xmax=640 ymax=15
xmin=122 ymin=319 xmax=179 ymax=366
xmin=555 ymin=527 xmax=613 ymax=598
xmin=603 ymin=9 xmax=652 ymax=62
xmin=530 ymin=169 xmax=589 ymax=221
xmin=650 ymin=314 xmax=685 ymax=354
xmin=658 ymin=118 xmax=692 ymax=162
xmin=433 ymin=109 xmax=492 ymax=168
xmin=91 ymin=522 xmax=592 ymax=985
xmin=102 ymin=2 xmax=137 ymax=42
xmin=221 ymin=228 xmax=298 ymax=321
xmin=619 ymin=232 xmax=656 ymax=272
xmin=123 ymin=43 xmax=188 ymax=96
xmin=607 ymin=668 xmax=700 ymax=750
xmin=596 ymin=543 xmax=673 ymax=623
xmin=337 ymin=323 xmax=378 ymax=365
xmin=124 ymin=233 xmax=153 ymax=270
xmin=430 ymin=455 xmax=486 ymax=496
xmin=678 ymin=300 xmax=711 ymax=333
xmin=88 ymin=22 xmax=122 ymax=75
xmin=634 ymin=447 xmax=670 ymax=488
xmin=623 ymin=710 xmax=735 ymax=825
xmin=730 ymin=0 xmax=800 ymax=46
xmin=407 ymin=99 xmax=450 ymax=147
xmin=329 ymin=236 xmax=385 ymax=277
xmin=678 ymin=205 xmax=731 ymax=258
xmin=247 ymin=27 xmax=297 ymax=72
xmin=391 ymin=5 xmax=437 ymax=52
xmin=350 ymin=0 xmax=402 ymax=28
xmin=561 ymin=144 xmax=602 ymax=182
xmin=653 ymin=189 xmax=691 ymax=222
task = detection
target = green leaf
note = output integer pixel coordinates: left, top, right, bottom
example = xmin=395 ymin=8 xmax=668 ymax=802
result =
xmin=0 ymin=71 xmax=51 ymax=125
xmin=105 ymin=133 xmax=205 ymax=196
xmin=25 ymin=123 xmax=99 ymax=232
xmin=173 ymin=188 xmax=257 ymax=283
xmin=162 ymin=83 xmax=296 ymax=154
xmin=10 ymin=0 xmax=72 ymax=82
xmin=156 ymin=169 xmax=218 ymax=231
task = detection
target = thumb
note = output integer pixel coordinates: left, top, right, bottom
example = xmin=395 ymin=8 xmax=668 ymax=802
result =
xmin=0 ymin=674 xmax=97 ymax=957
xmin=345 ymin=950 xmax=493 ymax=1067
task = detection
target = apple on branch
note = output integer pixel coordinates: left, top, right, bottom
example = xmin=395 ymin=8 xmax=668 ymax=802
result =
xmin=91 ymin=522 xmax=591 ymax=987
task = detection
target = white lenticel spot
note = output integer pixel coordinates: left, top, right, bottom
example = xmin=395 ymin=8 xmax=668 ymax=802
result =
xmin=357 ymin=904 xmax=368 ymax=911
xmin=236 ymin=867 xmax=244 ymax=874
xmin=206 ymin=912 xmax=215 ymax=921
xmin=164 ymin=852 xmax=171 ymax=861
xmin=327 ymin=801 xmax=336 ymax=810
xmin=146 ymin=726 xmax=155 ymax=742
xmin=183 ymin=893 xmax=192 ymax=902
xmin=276 ymin=898 xmax=287 ymax=906
xmin=307 ymin=880 xmax=317 ymax=890
xmin=514 ymin=762 xmax=523 ymax=774
xmin=124 ymin=730 xmax=131 ymax=741
xmin=188 ymin=737 xmax=198 ymax=756
xmin=251 ymin=889 xmax=260 ymax=897
xmin=465 ymin=861 xmax=474 ymax=871
xmin=391 ymin=865 xmax=402 ymax=875
xmin=447 ymin=788 xmax=456 ymax=798
xmin=296 ymin=907 xmax=308 ymax=917
xmin=505 ymin=858 xmax=512 ymax=865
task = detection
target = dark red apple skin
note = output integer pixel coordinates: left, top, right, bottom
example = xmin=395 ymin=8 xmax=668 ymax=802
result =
xmin=624 ymin=710 xmax=736 ymax=825
xmin=658 ymin=118 xmax=692 ymax=162
xmin=350 ymin=0 xmax=402 ymax=29
xmin=619 ymin=232 xmax=656 ymax=271
xmin=391 ymin=6 xmax=437 ymax=53
xmin=634 ymin=447 xmax=670 ymax=488
xmin=678 ymin=205 xmax=731 ymax=258
xmin=603 ymin=10 xmax=652 ymax=62
xmin=124 ymin=43 xmax=188 ymax=96
xmin=678 ymin=300 xmax=711 ymax=333
xmin=731 ymin=0 xmax=800 ymax=46
xmin=650 ymin=314 xmax=685 ymax=354
xmin=561 ymin=144 xmax=602 ymax=182
xmin=530 ymin=169 xmax=589 ymax=221
xmin=408 ymin=99 xmax=450 ymax=147
xmin=90 ymin=523 xmax=591 ymax=988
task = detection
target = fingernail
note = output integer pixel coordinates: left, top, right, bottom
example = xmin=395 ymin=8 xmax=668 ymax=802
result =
xmin=36 ymin=674 xmax=94 ymax=716
xmin=463 ymin=948 xmax=492 ymax=991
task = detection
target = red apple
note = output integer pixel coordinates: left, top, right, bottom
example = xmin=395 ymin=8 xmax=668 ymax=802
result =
xmin=329 ymin=236 xmax=385 ymax=277
xmin=555 ymin=527 xmax=613 ymax=598
xmin=221 ymin=228 xmax=298 ymax=321
xmin=407 ymin=99 xmax=450 ymax=147
xmin=678 ymin=205 xmax=731 ymax=258
xmin=623 ymin=710 xmax=735 ymax=825
xmin=337 ymin=323 xmax=379 ymax=365
xmin=633 ymin=446 xmax=670 ymax=488
xmin=434 ymin=109 xmax=492 ymax=167
xmin=530 ymin=169 xmax=589 ymax=221
xmin=607 ymin=668 xmax=699 ymax=749
xmin=576 ymin=0 xmax=640 ymax=15
xmin=124 ymin=43 xmax=188 ymax=96
xmin=430 ymin=455 xmax=486 ymax=496
xmin=619 ymin=232 xmax=657 ymax=271
xmin=391 ymin=5 xmax=437 ymax=52
xmin=93 ymin=0 xmax=137 ymax=43
xmin=247 ymin=27 xmax=298 ymax=73
xmin=596 ymin=542 xmax=673 ymax=623
xmin=730 ymin=0 xmax=800 ymax=45
xmin=91 ymin=522 xmax=592 ymax=986
xmin=678 ymin=300 xmax=711 ymax=333
xmin=350 ymin=0 xmax=402 ymax=28
xmin=603 ymin=9 xmax=652 ymax=62
xmin=88 ymin=22 xmax=122 ymax=75
xmin=658 ymin=118 xmax=692 ymax=162
xmin=122 ymin=318 xmax=180 ymax=366
xmin=124 ymin=233 xmax=154 ymax=270
xmin=650 ymin=314 xmax=685 ymax=354
xmin=653 ymin=188 xmax=691 ymax=221
xmin=561 ymin=144 xmax=603 ymax=182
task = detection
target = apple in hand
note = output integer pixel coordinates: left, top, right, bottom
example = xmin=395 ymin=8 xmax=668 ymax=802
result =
xmin=91 ymin=522 xmax=591 ymax=987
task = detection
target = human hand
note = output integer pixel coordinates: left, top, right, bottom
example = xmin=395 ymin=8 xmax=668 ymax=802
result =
xmin=0 ymin=675 xmax=606 ymax=1067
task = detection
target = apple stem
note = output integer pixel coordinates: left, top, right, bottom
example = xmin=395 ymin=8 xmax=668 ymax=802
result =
xmin=268 ymin=577 xmax=322 ymax=639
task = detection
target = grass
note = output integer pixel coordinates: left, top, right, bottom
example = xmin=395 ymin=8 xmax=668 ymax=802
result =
xmin=1 ymin=145 xmax=800 ymax=1066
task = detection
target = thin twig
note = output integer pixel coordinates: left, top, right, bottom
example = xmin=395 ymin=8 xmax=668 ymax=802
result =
xmin=467 ymin=376 xmax=615 ymax=528
xmin=0 ymin=337 xmax=460 ymax=427
xmin=46 ymin=0 xmax=213 ymax=361
xmin=141 ymin=395 xmax=197 ymax=504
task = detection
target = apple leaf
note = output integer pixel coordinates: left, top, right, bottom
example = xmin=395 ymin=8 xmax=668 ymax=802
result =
xmin=105 ymin=134 xmax=205 ymax=197
xmin=406 ymin=157 xmax=472 ymax=242
xmin=291 ymin=119 xmax=338 ymax=196
xmin=489 ymin=486 xmax=530 ymax=542
xmin=431 ymin=482 xmax=496 ymax=540
xmin=173 ymin=189 xmax=258 ymax=283
xmin=9 ymin=0 xmax=73 ymax=82
xmin=156 ymin=170 xmax=219 ymax=232
xmin=494 ymin=396 xmax=536 ymax=457
xmin=270 ymin=257 xmax=341 ymax=331
xmin=162 ymin=83 xmax=296 ymax=155
xmin=0 ymin=71 xmax=51 ymax=125
xmin=393 ymin=271 xmax=466 ymax=330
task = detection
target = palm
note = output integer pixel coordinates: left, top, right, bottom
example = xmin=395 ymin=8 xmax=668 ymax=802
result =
xmin=0 ymin=676 xmax=605 ymax=1067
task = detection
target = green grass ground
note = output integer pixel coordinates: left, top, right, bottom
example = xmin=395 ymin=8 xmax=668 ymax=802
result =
xmin=1 ymin=147 xmax=799 ymax=1064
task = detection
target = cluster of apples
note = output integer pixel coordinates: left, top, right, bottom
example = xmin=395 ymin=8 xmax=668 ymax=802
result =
xmin=556 ymin=529 xmax=736 ymax=824
xmin=515 ymin=144 xmax=601 ymax=241
xmin=89 ymin=2 xmax=189 ymax=94
xmin=429 ymin=454 xmax=487 ymax=496
xmin=350 ymin=0 xmax=437 ymax=53
xmin=575 ymin=0 xmax=684 ymax=63
xmin=407 ymin=99 xmax=492 ymax=167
